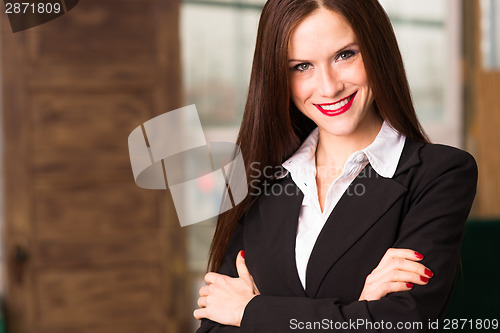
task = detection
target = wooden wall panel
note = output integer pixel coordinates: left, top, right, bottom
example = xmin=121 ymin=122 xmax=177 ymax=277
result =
xmin=464 ymin=0 xmax=500 ymax=217
xmin=36 ymin=267 xmax=163 ymax=328
xmin=474 ymin=72 xmax=500 ymax=216
xmin=31 ymin=93 xmax=153 ymax=152
xmin=40 ymin=323 xmax=164 ymax=333
xmin=31 ymin=92 xmax=153 ymax=181
xmin=27 ymin=64 xmax=157 ymax=89
xmin=36 ymin=235 xmax=162 ymax=268
xmin=26 ymin=0 xmax=157 ymax=64
xmin=1 ymin=16 xmax=37 ymax=333
xmin=2 ymin=0 xmax=188 ymax=332
xmin=34 ymin=183 xmax=158 ymax=239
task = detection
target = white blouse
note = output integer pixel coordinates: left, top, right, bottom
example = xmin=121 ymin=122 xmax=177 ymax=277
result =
xmin=280 ymin=121 xmax=406 ymax=289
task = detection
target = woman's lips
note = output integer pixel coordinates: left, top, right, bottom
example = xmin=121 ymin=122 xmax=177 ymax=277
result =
xmin=314 ymin=92 xmax=357 ymax=117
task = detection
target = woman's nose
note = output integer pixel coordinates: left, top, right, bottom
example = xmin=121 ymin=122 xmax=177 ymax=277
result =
xmin=317 ymin=67 xmax=344 ymax=98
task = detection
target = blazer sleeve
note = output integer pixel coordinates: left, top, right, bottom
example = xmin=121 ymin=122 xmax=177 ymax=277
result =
xmin=196 ymin=220 xmax=245 ymax=332
xmin=238 ymin=147 xmax=478 ymax=332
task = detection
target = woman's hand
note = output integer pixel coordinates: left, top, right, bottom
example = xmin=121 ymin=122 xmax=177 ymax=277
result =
xmin=359 ymin=248 xmax=434 ymax=301
xmin=194 ymin=251 xmax=259 ymax=326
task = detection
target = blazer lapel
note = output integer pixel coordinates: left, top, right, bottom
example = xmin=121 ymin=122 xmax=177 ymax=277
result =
xmin=305 ymin=139 xmax=423 ymax=298
xmin=254 ymin=176 xmax=307 ymax=297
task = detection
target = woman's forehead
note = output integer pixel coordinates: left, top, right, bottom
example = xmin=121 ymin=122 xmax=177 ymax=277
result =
xmin=288 ymin=8 xmax=356 ymax=58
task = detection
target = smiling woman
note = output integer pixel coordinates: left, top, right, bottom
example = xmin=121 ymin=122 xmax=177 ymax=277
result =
xmin=194 ymin=1 xmax=477 ymax=332
xmin=286 ymin=9 xmax=382 ymax=211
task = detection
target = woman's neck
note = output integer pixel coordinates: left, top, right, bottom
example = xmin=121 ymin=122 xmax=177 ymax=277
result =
xmin=315 ymin=116 xmax=383 ymax=171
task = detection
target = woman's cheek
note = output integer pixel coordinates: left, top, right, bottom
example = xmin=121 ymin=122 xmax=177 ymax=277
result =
xmin=290 ymin=79 xmax=309 ymax=106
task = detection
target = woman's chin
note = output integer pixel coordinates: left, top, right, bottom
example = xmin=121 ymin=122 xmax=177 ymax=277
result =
xmin=317 ymin=121 xmax=360 ymax=139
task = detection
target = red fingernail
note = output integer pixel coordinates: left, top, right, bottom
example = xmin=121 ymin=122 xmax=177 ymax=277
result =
xmin=425 ymin=269 xmax=434 ymax=277
xmin=420 ymin=276 xmax=429 ymax=283
xmin=414 ymin=252 xmax=424 ymax=259
xmin=241 ymin=250 xmax=245 ymax=259
xmin=406 ymin=283 xmax=414 ymax=288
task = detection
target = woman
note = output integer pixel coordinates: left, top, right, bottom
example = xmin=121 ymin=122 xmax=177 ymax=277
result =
xmin=194 ymin=0 xmax=477 ymax=331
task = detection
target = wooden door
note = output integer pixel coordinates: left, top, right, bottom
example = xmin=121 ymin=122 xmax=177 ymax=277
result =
xmin=1 ymin=1 xmax=190 ymax=332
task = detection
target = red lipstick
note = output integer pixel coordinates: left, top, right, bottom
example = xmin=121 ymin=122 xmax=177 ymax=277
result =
xmin=314 ymin=92 xmax=357 ymax=117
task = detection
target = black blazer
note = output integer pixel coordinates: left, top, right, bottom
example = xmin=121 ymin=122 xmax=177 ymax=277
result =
xmin=198 ymin=139 xmax=478 ymax=332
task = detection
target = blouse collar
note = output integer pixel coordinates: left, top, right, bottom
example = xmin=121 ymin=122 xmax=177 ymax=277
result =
xmin=280 ymin=121 xmax=406 ymax=180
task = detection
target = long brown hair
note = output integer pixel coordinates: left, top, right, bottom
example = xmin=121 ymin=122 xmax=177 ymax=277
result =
xmin=208 ymin=0 xmax=429 ymax=272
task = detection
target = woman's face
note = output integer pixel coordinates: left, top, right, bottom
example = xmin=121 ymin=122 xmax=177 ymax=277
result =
xmin=288 ymin=8 xmax=376 ymax=139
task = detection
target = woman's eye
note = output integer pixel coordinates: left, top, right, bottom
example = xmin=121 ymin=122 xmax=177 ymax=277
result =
xmin=293 ymin=63 xmax=312 ymax=72
xmin=337 ymin=50 xmax=355 ymax=61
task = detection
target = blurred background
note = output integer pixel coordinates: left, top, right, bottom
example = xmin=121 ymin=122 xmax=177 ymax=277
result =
xmin=0 ymin=0 xmax=499 ymax=332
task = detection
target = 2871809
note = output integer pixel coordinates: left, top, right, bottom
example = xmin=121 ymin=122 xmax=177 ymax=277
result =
xmin=5 ymin=1 xmax=62 ymax=14
xmin=442 ymin=318 xmax=499 ymax=330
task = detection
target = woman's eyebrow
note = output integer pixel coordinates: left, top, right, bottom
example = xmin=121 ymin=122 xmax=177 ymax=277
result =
xmin=335 ymin=42 xmax=359 ymax=53
xmin=288 ymin=42 xmax=359 ymax=62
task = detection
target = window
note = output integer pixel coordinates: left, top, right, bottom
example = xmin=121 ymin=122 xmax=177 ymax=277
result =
xmin=480 ymin=0 xmax=500 ymax=69
xmin=180 ymin=3 xmax=265 ymax=329
xmin=380 ymin=0 xmax=462 ymax=147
